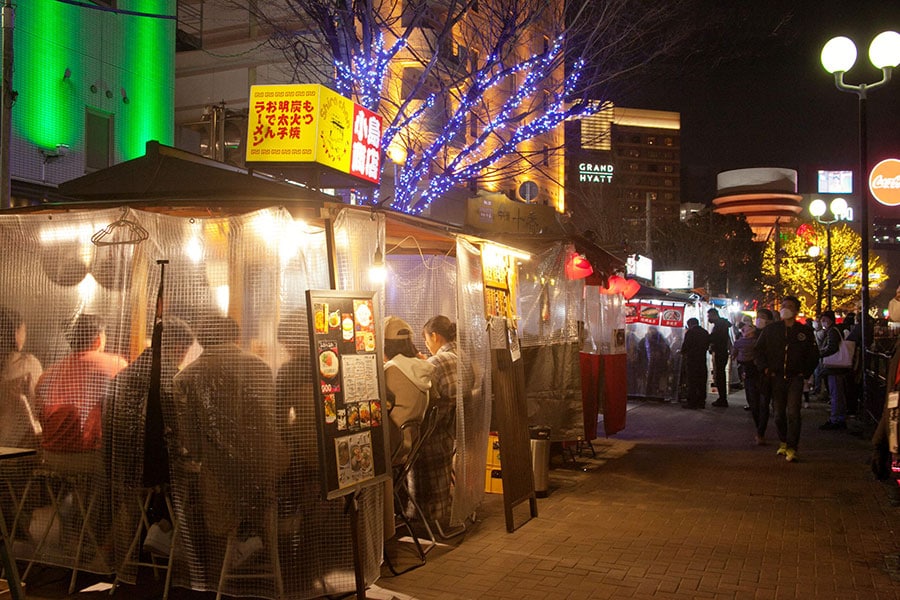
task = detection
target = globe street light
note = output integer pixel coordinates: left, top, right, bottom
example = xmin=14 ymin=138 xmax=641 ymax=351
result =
xmin=821 ymin=30 xmax=900 ymax=409
xmin=809 ymin=197 xmax=848 ymax=312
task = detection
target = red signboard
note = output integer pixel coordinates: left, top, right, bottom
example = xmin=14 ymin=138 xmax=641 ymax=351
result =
xmin=625 ymin=302 xmax=639 ymax=324
xmin=637 ymin=303 xmax=661 ymax=325
xmin=659 ymin=305 xmax=684 ymax=328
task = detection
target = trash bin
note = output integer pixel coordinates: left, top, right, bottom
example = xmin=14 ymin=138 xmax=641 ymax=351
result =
xmin=529 ymin=426 xmax=551 ymax=498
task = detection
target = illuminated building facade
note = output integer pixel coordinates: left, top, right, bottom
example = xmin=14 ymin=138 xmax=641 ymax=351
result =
xmin=8 ymin=0 xmax=175 ymax=205
xmin=172 ymin=1 xmax=566 ymax=222
xmin=565 ymin=104 xmax=681 ymax=252
xmin=712 ymin=168 xmax=804 ymax=242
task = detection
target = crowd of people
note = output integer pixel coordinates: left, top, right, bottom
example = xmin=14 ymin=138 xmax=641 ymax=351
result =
xmin=677 ymin=292 xmax=897 ymax=464
xmin=0 ymin=306 xmax=463 ymax=590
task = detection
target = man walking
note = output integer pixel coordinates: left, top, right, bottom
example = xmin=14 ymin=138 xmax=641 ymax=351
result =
xmin=680 ymin=318 xmax=710 ymax=409
xmin=707 ymin=308 xmax=732 ymax=408
xmin=754 ymin=296 xmax=819 ymax=462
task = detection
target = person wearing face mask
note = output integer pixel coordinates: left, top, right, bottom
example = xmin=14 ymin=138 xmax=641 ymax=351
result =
xmin=754 ymin=297 xmax=819 ymax=463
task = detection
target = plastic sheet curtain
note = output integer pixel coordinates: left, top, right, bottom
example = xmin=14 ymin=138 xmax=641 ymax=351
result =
xmin=0 ymin=206 xmax=385 ymax=600
xmin=626 ymin=321 xmax=685 ymax=402
xmin=516 ymin=243 xmax=585 ymax=441
xmin=451 ymin=238 xmax=490 ymax=528
xmin=380 ymin=237 xmax=490 ymax=530
xmin=330 ymin=208 xmax=385 ymax=584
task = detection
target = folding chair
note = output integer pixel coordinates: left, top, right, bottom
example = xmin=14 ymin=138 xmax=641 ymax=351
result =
xmin=384 ymin=404 xmax=438 ymax=575
xmin=215 ymin=507 xmax=283 ymax=600
xmin=109 ymin=485 xmax=177 ymax=600
xmin=22 ymin=454 xmax=110 ymax=594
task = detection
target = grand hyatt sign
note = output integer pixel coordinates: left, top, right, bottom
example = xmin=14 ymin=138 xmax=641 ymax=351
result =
xmin=578 ymin=162 xmax=614 ymax=183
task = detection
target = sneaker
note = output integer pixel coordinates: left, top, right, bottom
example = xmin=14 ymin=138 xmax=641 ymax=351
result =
xmin=776 ymin=443 xmax=788 ymax=456
xmin=785 ymin=449 xmax=798 ymax=462
xmin=819 ymin=420 xmax=847 ymax=431
xmin=231 ymin=535 xmax=263 ymax=568
xmin=144 ymin=521 xmax=172 ymax=556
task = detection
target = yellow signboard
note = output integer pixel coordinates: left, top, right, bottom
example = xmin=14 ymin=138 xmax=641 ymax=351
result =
xmin=246 ymin=84 xmax=382 ymax=184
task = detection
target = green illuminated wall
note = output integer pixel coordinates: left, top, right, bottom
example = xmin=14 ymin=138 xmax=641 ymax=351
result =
xmin=14 ymin=0 xmax=175 ymax=161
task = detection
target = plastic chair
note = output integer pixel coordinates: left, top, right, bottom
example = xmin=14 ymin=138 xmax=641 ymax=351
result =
xmin=384 ymin=403 xmax=439 ymax=575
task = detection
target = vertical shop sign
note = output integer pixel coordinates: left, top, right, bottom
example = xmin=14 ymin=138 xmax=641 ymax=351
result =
xmin=307 ymin=290 xmax=390 ymax=500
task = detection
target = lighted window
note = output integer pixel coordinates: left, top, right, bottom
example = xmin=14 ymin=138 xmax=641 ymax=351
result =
xmin=646 ymin=136 xmax=656 ymax=145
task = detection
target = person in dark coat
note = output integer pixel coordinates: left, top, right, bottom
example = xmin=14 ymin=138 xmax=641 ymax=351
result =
xmin=817 ymin=310 xmax=849 ymax=430
xmin=754 ymin=296 xmax=819 ymax=463
xmin=680 ymin=318 xmax=710 ymax=409
xmin=707 ymin=308 xmax=733 ymax=407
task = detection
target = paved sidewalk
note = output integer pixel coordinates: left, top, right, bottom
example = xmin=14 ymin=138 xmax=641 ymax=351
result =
xmin=376 ymin=396 xmax=900 ymax=600
xmin=18 ymin=393 xmax=900 ymax=599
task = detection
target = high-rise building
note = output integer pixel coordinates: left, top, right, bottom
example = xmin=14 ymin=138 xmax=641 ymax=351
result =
xmin=565 ymin=104 xmax=680 ymax=253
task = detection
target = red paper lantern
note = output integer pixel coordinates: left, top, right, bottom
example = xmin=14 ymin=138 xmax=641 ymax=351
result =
xmin=622 ymin=278 xmax=641 ymax=300
xmin=565 ymin=253 xmax=593 ymax=280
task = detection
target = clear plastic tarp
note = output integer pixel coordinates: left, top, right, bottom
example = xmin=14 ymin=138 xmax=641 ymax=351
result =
xmin=516 ymin=242 xmax=585 ymax=441
xmin=380 ymin=235 xmax=490 ymax=530
xmin=0 ymin=206 xmax=384 ymax=599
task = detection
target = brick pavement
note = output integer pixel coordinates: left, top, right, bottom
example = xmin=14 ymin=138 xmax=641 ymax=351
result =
xmin=17 ymin=392 xmax=900 ymax=600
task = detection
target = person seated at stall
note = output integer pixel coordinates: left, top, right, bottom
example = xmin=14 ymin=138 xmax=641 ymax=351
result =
xmin=36 ymin=313 xmax=127 ymax=474
xmin=275 ymin=310 xmax=354 ymax=590
xmin=0 ymin=307 xmax=43 ymax=449
xmin=172 ymin=315 xmax=287 ymax=572
xmin=105 ymin=317 xmax=195 ymax=562
xmin=0 ymin=307 xmax=43 ymax=536
xmin=383 ymin=316 xmax=433 ymax=465
xmin=413 ymin=315 xmax=460 ymax=530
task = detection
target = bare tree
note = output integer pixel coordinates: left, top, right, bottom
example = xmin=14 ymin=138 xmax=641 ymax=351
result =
xmin=234 ymin=0 xmax=789 ymax=214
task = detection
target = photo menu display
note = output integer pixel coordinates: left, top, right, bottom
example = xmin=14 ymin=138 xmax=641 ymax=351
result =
xmin=306 ymin=290 xmax=389 ymax=500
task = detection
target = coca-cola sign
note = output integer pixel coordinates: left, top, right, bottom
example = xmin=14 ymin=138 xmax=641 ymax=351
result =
xmin=870 ymin=158 xmax=900 ymax=206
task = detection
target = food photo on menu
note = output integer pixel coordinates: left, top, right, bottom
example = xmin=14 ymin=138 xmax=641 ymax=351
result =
xmin=336 ymin=430 xmax=375 ymax=488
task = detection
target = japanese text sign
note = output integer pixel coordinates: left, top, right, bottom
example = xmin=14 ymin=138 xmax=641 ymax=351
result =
xmin=246 ymin=84 xmax=383 ymax=184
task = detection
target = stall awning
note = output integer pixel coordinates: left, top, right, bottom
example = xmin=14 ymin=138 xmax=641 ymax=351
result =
xmin=58 ymin=141 xmax=335 ymax=205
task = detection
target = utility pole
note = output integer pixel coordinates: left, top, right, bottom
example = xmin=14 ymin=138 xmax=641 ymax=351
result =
xmin=0 ymin=0 xmax=13 ymax=209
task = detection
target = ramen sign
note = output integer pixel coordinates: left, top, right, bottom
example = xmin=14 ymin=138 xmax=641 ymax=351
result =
xmin=870 ymin=158 xmax=900 ymax=206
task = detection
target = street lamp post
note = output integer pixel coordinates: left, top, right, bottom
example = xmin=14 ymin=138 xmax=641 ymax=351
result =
xmin=807 ymin=244 xmax=824 ymax=315
xmin=820 ymin=30 xmax=900 ymax=411
xmin=808 ymin=197 xmax=848 ymax=312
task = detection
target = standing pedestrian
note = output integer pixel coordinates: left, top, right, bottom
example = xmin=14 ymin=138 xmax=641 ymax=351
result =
xmin=680 ymin=318 xmax=710 ymax=409
xmin=754 ymin=296 xmax=820 ymax=462
xmin=707 ymin=308 xmax=732 ymax=407
xmin=818 ymin=310 xmax=849 ymax=430
xmin=732 ymin=307 xmax=774 ymax=444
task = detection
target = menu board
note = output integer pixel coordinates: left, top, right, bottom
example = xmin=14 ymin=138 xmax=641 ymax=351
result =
xmin=306 ymin=290 xmax=390 ymax=500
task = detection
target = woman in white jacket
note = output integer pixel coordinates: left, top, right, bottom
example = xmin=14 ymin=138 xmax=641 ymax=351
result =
xmin=383 ymin=316 xmax=433 ymax=465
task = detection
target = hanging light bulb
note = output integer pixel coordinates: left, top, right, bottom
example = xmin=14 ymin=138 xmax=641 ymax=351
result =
xmin=369 ymin=246 xmax=386 ymax=284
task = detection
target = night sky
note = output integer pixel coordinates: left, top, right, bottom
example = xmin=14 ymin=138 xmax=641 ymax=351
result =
xmin=618 ymin=0 xmax=900 ymax=306
xmin=621 ymin=0 xmax=900 ymax=211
